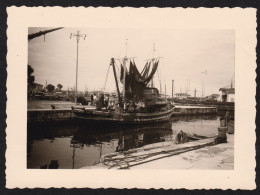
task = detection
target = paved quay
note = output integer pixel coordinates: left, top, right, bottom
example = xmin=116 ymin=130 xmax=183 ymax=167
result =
xmin=28 ymin=100 xmax=77 ymax=110
xmin=131 ymin=134 xmax=234 ymax=170
xmin=27 ymin=101 xmax=96 ymax=123
xmin=81 ymin=134 xmax=234 ymax=170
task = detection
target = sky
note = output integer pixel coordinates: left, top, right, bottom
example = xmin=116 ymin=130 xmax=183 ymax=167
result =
xmin=28 ymin=27 xmax=235 ymax=97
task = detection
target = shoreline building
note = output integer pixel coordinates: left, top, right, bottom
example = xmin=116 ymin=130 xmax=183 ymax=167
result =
xmin=175 ymin=93 xmax=191 ymax=99
xmin=219 ymin=87 xmax=235 ymax=102
xmin=28 ymin=83 xmax=43 ymax=93
xmin=205 ymin=94 xmax=220 ymax=101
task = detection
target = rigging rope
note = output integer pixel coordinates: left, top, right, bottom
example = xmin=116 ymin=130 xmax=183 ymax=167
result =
xmin=156 ymin=65 xmax=162 ymax=93
xmin=103 ymin=65 xmax=111 ymax=92
xmin=106 ymin=77 xmax=115 ymax=92
xmin=114 ymin=60 xmax=120 ymax=73
xmin=162 ymin=58 xmax=167 ymax=96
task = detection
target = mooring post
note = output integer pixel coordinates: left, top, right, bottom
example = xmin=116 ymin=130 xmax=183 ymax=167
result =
xmin=216 ymin=117 xmax=227 ymax=143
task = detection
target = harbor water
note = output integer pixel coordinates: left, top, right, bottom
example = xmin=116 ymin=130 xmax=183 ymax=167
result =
xmin=27 ymin=114 xmax=222 ymax=169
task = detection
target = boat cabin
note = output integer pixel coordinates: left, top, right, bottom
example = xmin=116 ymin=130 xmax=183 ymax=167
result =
xmin=143 ymin=88 xmax=159 ymax=100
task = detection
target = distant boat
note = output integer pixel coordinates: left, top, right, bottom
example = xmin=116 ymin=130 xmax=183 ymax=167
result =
xmin=72 ymin=57 xmax=174 ymax=124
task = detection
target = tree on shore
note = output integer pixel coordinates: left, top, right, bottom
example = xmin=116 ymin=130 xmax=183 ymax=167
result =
xmin=46 ymin=84 xmax=55 ymax=93
xmin=57 ymin=84 xmax=63 ymax=92
xmin=28 ymin=65 xmax=35 ymax=86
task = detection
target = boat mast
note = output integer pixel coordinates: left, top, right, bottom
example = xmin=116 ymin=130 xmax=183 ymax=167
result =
xmin=151 ymin=43 xmax=155 ymax=87
xmin=110 ymin=58 xmax=122 ymax=107
xmin=122 ymin=39 xmax=128 ymax=102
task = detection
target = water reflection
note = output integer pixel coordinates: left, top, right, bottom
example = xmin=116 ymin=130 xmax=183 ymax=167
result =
xmin=27 ymin=115 xmax=220 ymax=169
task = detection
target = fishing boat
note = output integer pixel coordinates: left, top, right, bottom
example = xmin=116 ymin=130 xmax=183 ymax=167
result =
xmin=72 ymin=55 xmax=175 ymax=124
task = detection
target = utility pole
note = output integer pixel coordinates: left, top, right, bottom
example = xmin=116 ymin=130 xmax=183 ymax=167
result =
xmin=186 ymin=88 xmax=199 ymax=97
xmin=172 ymin=79 xmax=174 ymax=98
xmin=70 ymin=31 xmax=86 ymax=101
xmin=194 ymin=88 xmax=198 ymax=97
xmin=201 ymin=70 xmax=207 ymax=97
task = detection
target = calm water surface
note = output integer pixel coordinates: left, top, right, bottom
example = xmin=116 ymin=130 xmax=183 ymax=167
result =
xmin=27 ymin=115 xmax=220 ymax=169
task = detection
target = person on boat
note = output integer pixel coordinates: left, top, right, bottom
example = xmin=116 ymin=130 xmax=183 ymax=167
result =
xmin=97 ymin=93 xmax=105 ymax=110
xmin=133 ymin=101 xmax=137 ymax=111
xmin=108 ymin=95 xmax=114 ymax=109
xmin=128 ymin=101 xmax=136 ymax=112
xmin=93 ymin=93 xmax=97 ymax=104
xmin=123 ymin=101 xmax=130 ymax=112
xmin=90 ymin=94 xmax=94 ymax=105
xmin=139 ymin=101 xmax=145 ymax=112
xmin=104 ymin=95 xmax=109 ymax=110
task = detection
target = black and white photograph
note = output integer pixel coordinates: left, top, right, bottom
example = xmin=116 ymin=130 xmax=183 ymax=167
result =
xmin=6 ymin=7 xmax=256 ymax=189
xmin=27 ymin=27 xmax=235 ymax=170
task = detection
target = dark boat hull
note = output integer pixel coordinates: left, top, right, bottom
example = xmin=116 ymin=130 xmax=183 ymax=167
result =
xmin=73 ymin=107 xmax=175 ymax=124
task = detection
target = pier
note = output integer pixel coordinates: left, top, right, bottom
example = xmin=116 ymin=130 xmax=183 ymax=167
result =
xmin=27 ymin=101 xmax=218 ymax=123
xmin=81 ymin=134 xmax=234 ymax=170
xmin=28 ymin=108 xmax=74 ymax=123
xmin=173 ymin=105 xmax=217 ymax=115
